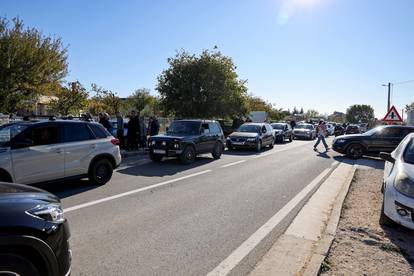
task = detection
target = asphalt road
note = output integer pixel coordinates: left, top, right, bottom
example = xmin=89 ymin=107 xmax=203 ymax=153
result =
xmin=39 ymin=138 xmax=342 ymax=276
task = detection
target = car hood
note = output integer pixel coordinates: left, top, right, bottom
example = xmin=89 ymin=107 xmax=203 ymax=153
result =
xmin=273 ymin=130 xmax=283 ymax=134
xmin=0 ymin=182 xmax=60 ymax=203
xmin=294 ymin=128 xmax=311 ymax=132
xmin=229 ymin=132 xmax=259 ymax=138
xmin=336 ymin=134 xmax=369 ymax=140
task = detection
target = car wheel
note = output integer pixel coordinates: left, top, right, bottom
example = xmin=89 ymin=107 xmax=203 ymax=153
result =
xmin=379 ymin=198 xmax=396 ymax=227
xmin=180 ymin=146 xmax=196 ymax=164
xmin=256 ymin=141 xmax=262 ymax=152
xmin=0 ymin=253 xmax=40 ymax=276
xmin=89 ymin=158 xmax=113 ymax=185
xmin=269 ymin=138 xmax=275 ymax=148
xmin=212 ymin=142 xmax=223 ymax=159
xmin=346 ymin=144 xmax=364 ymax=159
xmin=150 ymin=153 xmax=163 ymax=162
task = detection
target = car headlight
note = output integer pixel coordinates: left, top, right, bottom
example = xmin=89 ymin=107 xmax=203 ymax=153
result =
xmin=336 ymin=139 xmax=346 ymax=144
xmin=394 ymin=173 xmax=414 ymax=198
xmin=173 ymin=142 xmax=180 ymax=149
xmin=150 ymin=140 xmax=156 ymax=146
xmin=226 ymin=137 xmax=230 ymax=140
xmin=162 ymin=141 xmax=166 ymax=146
xmin=247 ymin=138 xmax=256 ymax=142
xmin=27 ymin=203 xmax=65 ymax=224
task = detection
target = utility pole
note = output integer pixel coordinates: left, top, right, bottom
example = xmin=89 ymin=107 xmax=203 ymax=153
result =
xmin=387 ymin=82 xmax=391 ymax=112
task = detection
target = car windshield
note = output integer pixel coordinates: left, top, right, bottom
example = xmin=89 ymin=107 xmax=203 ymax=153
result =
xmin=295 ymin=124 xmax=313 ymax=130
xmin=0 ymin=124 xmax=29 ymax=147
xmin=404 ymin=139 xmax=414 ymax=164
xmin=167 ymin=121 xmax=201 ymax=135
xmin=271 ymin=124 xmax=285 ymax=130
xmin=237 ymin=124 xmax=261 ymax=133
xmin=364 ymin=126 xmax=383 ymax=136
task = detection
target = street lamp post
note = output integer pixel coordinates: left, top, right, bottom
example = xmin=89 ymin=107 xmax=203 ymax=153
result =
xmin=382 ymin=83 xmax=392 ymax=112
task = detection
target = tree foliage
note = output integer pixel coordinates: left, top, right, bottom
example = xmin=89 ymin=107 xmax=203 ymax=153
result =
xmin=0 ymin=17 xmax=68 ymax=113
xmin=406 ymin=102 xmax=414 ymax=112
xmin=157 ymin=49 xmax=249 ymax=119
xmin=49 ymin=81 xmax=88 ymax=115
xmin=127 ymin=88 xmax=160 ymax=115
xmin=306 ymin=109 xmax=320 ymax=119
xmin=90 ymin=84 xmax=122 ymax=115
xmin=346 ymin=104 xmax=375 ymax=123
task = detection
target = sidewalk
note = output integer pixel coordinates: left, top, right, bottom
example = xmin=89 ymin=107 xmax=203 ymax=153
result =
xmin=249 ymin=162 xmax=355 ymax=276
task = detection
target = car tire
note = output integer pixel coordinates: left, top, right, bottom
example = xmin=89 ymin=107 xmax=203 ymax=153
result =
xmin=212 ymin=142 xmax=223 ymax=159
xmin=0 ymin=253 xmax=40 ymax=276
xmin=256 ymin=141 xmax=262 ymax=152
xmin=180 ymin=146 xmax=196 ymax=164
xmin=346 ymin=144 xmax=364 ymax=159
xmin=150 ymin=153 xmax=163 ymax=162
xmin=379 ymin=199 xmax=396 ymax=227
xmin=89 ymin=158 xmax=113 ymax=185
xmin=269 ymin=138 xmax=275 ymax=149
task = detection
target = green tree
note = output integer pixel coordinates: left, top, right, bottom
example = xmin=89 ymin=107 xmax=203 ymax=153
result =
xmin=346 ymin=104 xmax=375 ymax=123
xmin=246 ymin=96 xmax=272 ymax=112
xmin=299 ymin=107 xmax=304 ymax=114
xmin=0 ymin=17 xmax=68 ymax=113
xmin=157 ymin=48 xmax=249 ymax=118
xmin=90 ymin=84 xmax=122 ymax=115
xmin=406 ymin=102 xmax=414 ymax=112
xmin=49 ymin=81 xmax=88 ymax=115
xmin=306 ymin=109 xmax=319 ymax=119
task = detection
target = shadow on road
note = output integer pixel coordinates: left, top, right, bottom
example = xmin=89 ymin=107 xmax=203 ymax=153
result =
xmin=381 ymin=225 xmax=414 ymax=270
xmin=223 ymin=146 xmax=273 ymax=156
xmin=116 ymin=156 xmax=216 ymax=177
xmin=333 ymin=155 xmax=384 ymax=170
xmin=33 ymin=179 xmax=99 ymax=199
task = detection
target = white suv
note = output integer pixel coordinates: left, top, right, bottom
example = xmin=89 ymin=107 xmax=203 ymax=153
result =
xmin=0 ymin=120 xmax=121 ymax=185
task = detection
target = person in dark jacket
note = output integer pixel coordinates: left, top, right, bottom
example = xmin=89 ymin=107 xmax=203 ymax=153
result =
xmin=147 ymin=116 xmax=160 ymax=136
xmin=99 ymin=113 xmax=112 ymax=132
xmin=127 ymin=111 xmax=140 ymax=151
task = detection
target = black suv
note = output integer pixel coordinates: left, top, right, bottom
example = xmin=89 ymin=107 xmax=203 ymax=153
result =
xmin=333 ymin=125 xmax=414 ymax=159
xmin=271 ymin=123 xmax=293 ymax=143
xmin=0 ymin=182 xmax=71 ymax=276
xmin=227 ymin=123 xmax=275 ymax=152
xmin=148 ymin=120 xmax=226 ymax=164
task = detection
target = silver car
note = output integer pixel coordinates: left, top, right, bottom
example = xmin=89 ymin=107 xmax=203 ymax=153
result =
xmin=0 ymin=120 xmax=121 ymax=185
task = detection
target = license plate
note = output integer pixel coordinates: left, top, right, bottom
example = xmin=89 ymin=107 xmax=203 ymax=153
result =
xmin=233 ymin=142 xmax=244 ymax=145
xmin=153 ymin=149 xmax=166 ymax=154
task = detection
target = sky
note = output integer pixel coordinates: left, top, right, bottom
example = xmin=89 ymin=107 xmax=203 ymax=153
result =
xmin=2 ymin=0 xmax=414 ymax=118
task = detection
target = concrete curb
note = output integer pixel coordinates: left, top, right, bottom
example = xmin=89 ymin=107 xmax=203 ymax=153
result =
xmin=249 ymin=163 xmax=356 ymax=276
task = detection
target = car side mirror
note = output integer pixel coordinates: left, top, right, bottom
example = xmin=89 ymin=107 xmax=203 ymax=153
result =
xmin=379 ymin=152 xmax=395 ymax=164
xmin=13 ymin=138 xmax=34 ymax=149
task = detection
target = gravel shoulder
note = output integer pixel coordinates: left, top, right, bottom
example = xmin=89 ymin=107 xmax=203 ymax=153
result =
xmin=321 ymin=168 xmax=414 ymax=276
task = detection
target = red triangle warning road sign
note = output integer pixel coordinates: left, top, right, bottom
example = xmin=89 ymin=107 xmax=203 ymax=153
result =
xmin=383 ymin=105 xmax=402 ymax=122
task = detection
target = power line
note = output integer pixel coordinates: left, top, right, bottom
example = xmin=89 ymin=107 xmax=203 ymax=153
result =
xmin=393 ymin=79 xmax=414 ymax=85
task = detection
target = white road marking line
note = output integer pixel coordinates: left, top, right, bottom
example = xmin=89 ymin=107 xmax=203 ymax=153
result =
xmin=206 ymin=167 xmax=333 ymax=276
xmin=64 ymin=170 xmax=212 ymax=213
xmin=220 ymin=160 xmax=246 ymax=168
xmin=252 ymin=141 xmax=314 ymax=159
xmin=331 ymin=161 xmax=339 ymax=167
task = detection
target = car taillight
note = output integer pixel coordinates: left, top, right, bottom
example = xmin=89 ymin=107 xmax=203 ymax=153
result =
xmin=111 ymin=138 xmax=120 ymax=145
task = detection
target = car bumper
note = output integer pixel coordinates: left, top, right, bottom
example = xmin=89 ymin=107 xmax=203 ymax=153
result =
xmin=227 ymin=140 xmax=258 ymax=149
xmin=332 ymin=143 xmax=346 ymax=154
xmin=384 ymin=182 xmax=414 ymax=230
xmin=293 ymin=133 xmax=312 ymax=139
xmin=150 ymin=147 xmax=183 ymax=157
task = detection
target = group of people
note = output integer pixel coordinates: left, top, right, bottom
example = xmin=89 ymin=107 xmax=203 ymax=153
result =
xmin=98 ymin=111 xmax=160 ymax=151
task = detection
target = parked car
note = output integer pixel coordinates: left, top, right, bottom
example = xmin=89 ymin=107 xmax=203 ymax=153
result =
xmin=0 ymin=182 xmax=71 ymax=276
xmin=332 ymin=125 xmax=414 ymax=159
xmin=0 ymin=120 xmax=121 ymax=185
xmin=326 ymin=124 xmax=335 ymax=136
xmin=334 ymin=125 xmax=345 ymax=136
xmin=270 ymin=123 xmax=293 ymax=143
xmin=358 ymin=123 xmax=368 ymax=133
xmin=345 ymin=124 xmax=360 ymax=134
xmin=379 ymin=133 xmax=414 ymax=230
xmin=293 ymin=124 xmax=316 ymax=140
xmin=148 ymin=120 xmax=225 ymax=164
xmin=227 ymin=123 xmax=274 ymax=152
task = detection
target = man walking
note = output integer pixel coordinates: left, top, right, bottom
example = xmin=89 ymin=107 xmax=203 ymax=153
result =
xmin=314 ymin=120 xmax=329 ymax=151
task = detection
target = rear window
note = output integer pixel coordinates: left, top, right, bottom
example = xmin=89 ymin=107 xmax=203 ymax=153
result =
xmin=64 ymin=124 xmax=94 ymax=142
xmin=89 ymin=124 xmax=110 ymax=139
